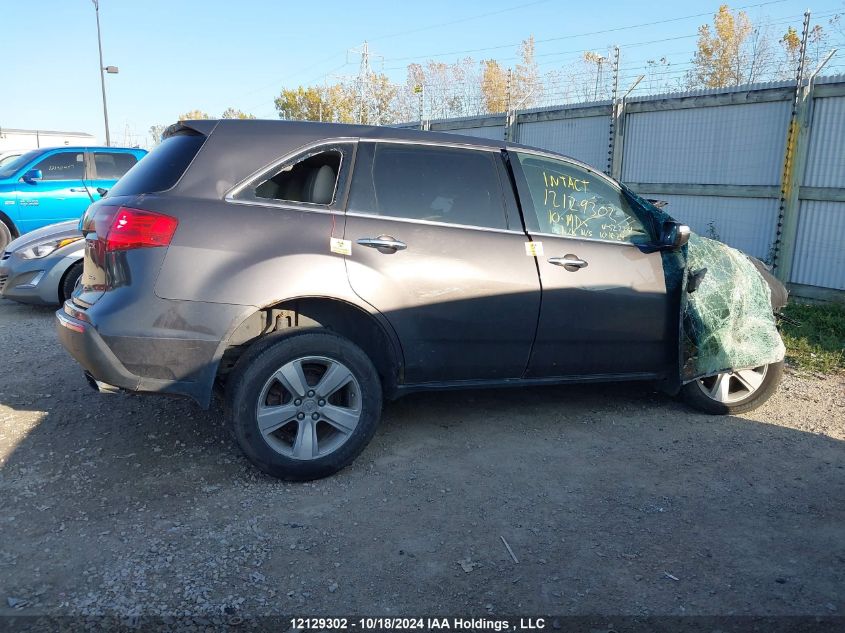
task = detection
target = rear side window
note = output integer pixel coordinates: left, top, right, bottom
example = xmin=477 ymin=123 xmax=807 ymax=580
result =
xmin=93 ymin=152 xmax=138 ymax=179
xmin=234 ymin=144 xmax=352 ymax=208
xmin=253 ymin=150 xmax=341 ymax=205
xmin=348 ymin=143 xmax=507 ymax=230
xmin=107 ymin=133 xmax=204 ymax=196
xmin=33 ymin=151 xmax=84 ymax=181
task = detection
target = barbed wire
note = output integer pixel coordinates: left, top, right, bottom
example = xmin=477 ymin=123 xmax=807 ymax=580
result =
xmin=239 ymin=7 xmax=843 ymax=126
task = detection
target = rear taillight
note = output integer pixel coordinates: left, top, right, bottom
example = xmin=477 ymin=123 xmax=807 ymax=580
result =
xmin=89 ymin=206 xmax=178 ymax=252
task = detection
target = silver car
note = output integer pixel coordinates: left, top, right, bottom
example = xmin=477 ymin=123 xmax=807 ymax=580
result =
xmin=0 ymin=220 xmax=83 ymax=305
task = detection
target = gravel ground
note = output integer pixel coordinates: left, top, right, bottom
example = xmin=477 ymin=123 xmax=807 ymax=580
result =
xmin=0 ymin=298 xmax=843 ymax=619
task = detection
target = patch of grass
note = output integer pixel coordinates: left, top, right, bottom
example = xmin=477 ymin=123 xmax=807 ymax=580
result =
xmin=779 ymin=301 xmax=845 ymax=374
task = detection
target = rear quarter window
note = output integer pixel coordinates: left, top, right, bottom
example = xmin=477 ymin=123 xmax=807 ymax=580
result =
xmin=107 ymin=133 xmax=205 ymax=196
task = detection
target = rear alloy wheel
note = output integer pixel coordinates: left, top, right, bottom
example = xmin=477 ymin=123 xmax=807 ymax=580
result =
xmin=682 ymin=361 xmax=783 ymax=415
xmin=225 ymin=330 xmax=382 ymax=480
xmin=256 ymin=355 xmax=362 ymax=460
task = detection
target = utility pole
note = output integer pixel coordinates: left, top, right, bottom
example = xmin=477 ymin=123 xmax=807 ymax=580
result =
xmin=92 ymin=0 xmax=118 ymax=146
xmin=347 ymin=41 xmax=382 ymax=125
xmin=358 ymin=41 xmax=370 ymax=125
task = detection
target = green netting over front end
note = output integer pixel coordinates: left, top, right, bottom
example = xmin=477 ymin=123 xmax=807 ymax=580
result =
xmin=681 ymin=235 xmax=785 ymax=381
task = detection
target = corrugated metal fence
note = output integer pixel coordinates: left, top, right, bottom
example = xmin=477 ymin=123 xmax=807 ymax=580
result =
xmin=396 ymin=76 xmax=845 ymax=298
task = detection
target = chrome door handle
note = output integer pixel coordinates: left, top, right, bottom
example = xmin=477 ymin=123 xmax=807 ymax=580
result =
xmin=357 ymin=236 xmax=407 ymax=252
xmin=548 ymin=256 xmax=588 ymax=270
xmin=69 ymin=188 xmax=89 ymax=193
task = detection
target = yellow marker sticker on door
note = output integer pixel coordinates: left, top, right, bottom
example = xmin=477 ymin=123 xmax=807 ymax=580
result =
xmin=330 ymin=237 xmax=352 ymax=256
xmin=524 ymin=241 xmax=544 ymax=257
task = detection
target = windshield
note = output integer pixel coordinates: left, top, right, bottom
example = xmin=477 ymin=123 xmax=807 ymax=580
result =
xmin=0 ymin=154 xmax=22 ymax=167
xmin=0 ymin=150 xmax=43 ymax=180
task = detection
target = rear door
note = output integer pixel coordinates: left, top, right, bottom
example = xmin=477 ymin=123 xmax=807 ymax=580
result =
xmin=15 ymin=149 xmax=91 ymax=232
xmin=344 ymin=141 xmax=541 ymax=383
xmin=86 ymin=150 xmax=142 ymax=201
xmin=509 ymin=150 xmax=671 ymax=378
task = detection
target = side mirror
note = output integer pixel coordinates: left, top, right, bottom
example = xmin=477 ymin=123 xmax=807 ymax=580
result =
xmin=21 ymin=169 xmax=43 ymax=184
xmin=661 ymin=221 xmax=691 ymax=250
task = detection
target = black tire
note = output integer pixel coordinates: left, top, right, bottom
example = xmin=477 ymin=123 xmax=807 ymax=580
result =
xmin=59 ymin=260 xmax=84 ymax=303
xmin=0 ymin=221 xmax=12 ymax=253
xmin=225 ymin=329 xmax=383 ymax=480
xmin=682 ymin=361 xmax=783 ymax=415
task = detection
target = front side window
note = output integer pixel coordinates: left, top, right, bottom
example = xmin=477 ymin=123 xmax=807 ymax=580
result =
xmin=514 ymin=152 xmax=650 ymax=244
xmin=33 ymin=151 xmax=85 ymax=181
xmin=94 ymin=152 xmax=138 ymax=179
xmin=238 ymin=145 xmax=351 ymax=207
xmin=349 ymin=143 xmax=508 ymax=230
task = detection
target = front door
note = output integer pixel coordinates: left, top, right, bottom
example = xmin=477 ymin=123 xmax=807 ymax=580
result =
xmin=16 ymin=149 xmax=92 ymax=233
xmin=344 ymin=142 xmax=541 ymax=383
xmin=509 ymin=151 xmax=671 ymax=378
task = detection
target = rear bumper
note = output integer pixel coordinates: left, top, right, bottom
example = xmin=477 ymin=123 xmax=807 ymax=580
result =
xmin=56 ymin=309 xmax=144 ymax=392
xmin=56 ymin=301 xmax=227 ymax=407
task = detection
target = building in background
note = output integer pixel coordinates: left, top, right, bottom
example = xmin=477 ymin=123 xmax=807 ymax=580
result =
xmin=0 ymin=127 xmax=96 ymax=151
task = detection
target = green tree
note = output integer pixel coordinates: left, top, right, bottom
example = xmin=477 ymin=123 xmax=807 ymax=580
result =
xmin=274 ymin=86 xmax=324 ymax=121
xmin=221 ymin=107 xmax=256 ymax=119
xmin=689 ymin=5 xmax=753 ymax=88
xmin=514 ymin=36 xmax=540 ymax=108
xmin=178 ymin=109 xmax=211 ymax=121
xmin=366 ymin=73 xmax=399 ymax=124
xmin=780 ymin=26 xmax=802 ymax=76
xmin=481 ymin=60 xmax=509 ymax=113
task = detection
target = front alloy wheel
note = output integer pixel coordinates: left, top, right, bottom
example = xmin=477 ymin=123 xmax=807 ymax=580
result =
xmin=695 ymin=365 xmax=768 ymax=404
xmin=682 ymin=361 xmax=783 ymax=415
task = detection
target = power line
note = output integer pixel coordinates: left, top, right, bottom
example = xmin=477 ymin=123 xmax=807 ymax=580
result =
xmin=368 ymin=0 xmax=553 ymax=42
xmin=377 ymin=9 xmax=827 ymax=75
xmin=375 ymin=0 xmax=790 ymax=64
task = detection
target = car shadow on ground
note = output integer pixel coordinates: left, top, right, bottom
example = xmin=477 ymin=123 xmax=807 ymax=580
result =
xmin=1 ymin=299 xmax=843 ymax=617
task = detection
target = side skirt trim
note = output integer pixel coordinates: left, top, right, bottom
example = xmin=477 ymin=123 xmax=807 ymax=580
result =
xmin=392 ymin=372 xmax=662 ymax=398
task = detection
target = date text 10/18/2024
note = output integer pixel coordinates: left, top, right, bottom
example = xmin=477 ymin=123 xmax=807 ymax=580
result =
xmin=290 ymin=617 xmax=547 ymax=631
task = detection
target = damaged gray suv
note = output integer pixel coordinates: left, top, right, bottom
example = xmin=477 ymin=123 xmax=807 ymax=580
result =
xmin=57 ymin=120 xmax=787 ymax=480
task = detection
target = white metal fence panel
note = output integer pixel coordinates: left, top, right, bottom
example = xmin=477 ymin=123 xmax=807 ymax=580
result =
xmin=622 ymin=101 xmax=791 ymax=185
xmin=791 ymin=200 xmax=845 ymax=289
xmin=638 ymin=194 xmax=778 ymax=261
xmin=803 ymin=96 xmax=845 ymax=188
xmin=517 ymin=116 xmax=609 ymax=168
xmin=394 ymin=79 xmax=845 ymax=295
